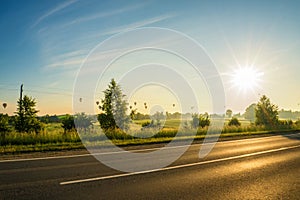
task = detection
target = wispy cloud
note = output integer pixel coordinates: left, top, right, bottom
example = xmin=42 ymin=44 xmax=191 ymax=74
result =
xmin=31 ymin=0 xmax=78 ymax=29
xmin=45 ymin=50 xmax=86 ymax=69
xmin=54 ymin=49 xmax=87 ymax=60
xmin=40 ymin=13 xmax=176 ymax=59
xmin=90 ymin=14 xmax=175 ymax=38
xmin=64 ymin=2 xmax=148 ymax=27
xmin=45 ymin=57 xmax=84 ymax=69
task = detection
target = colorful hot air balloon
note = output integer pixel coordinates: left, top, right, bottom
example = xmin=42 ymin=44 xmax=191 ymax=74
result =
xmin=2 ymin=103 xmax=7 ymax=109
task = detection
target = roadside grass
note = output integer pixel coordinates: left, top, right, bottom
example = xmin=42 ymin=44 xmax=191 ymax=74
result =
xmin=1 ymin=119 xmax=299 ymax=154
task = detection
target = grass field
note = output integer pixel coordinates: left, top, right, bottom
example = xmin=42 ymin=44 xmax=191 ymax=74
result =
xmin=0 ymin=118 xmax=299 ymax=154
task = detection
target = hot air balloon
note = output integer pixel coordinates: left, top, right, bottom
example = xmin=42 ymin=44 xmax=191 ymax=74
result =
xmin=2 ymin=103 xmax=7 ymax=109
xmin=173 ymin=104 xmax=175 ymax=107
xmin=129 ymin=106 xmax=132 ymax=109
xmin=144 ymin=102 xmax=147 ymax=106
xmin=79 ymin=98 xmax=82 ymax=102
xmin=145 ymin=106 xmax=147 ymax=109
xmin=96 ymin=101 xmax=99 ymax=105
xmin=134 ymin=102 xmax=137 ymax=106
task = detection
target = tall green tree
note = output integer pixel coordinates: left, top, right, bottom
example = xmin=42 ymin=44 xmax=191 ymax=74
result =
xmin=255 ymin=95 xmax=279 ymax=127
xmin=97 ymin=79 xmax=130 ymax=131
xmin=15 ymin=95 xmax=42 ymax=133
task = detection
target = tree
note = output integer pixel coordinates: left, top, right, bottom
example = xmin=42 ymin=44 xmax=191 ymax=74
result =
xmin=255 ymin=95 xmax=279 ymax=127
xmin=61 ymin=114 xmax=75 ymax=133
xmin=0 ymin=114 xmax=11 ymax=145
xmin=192 ymin=114 xmax=199 ymax=128
xmin=228 ymin=117 xmax=241 ymax=126
xmin=15 ymin=95 xmax=42 ymax=133
xmin=152 ymin=111 xmax=165 ymax=127
xmin=244 ymin=103 xmax=256 ymax=123
xmin=192 ymin=113 xmax=210 ymax=128
xmin=74 ymin=113 xmax=92 ymax=132
xmin=97 ymin=79 xmax=130 ymax=131
xmin=130 ymin=109 xmax=137 ymax=120
xmin=199 ymin=113 xmax=210 ymax=128
xmin=39 ymin=114 xmax=50 ymax=124
xmin=226 ymin=109 xmax=233 ymax=118
xmin=295 ymin=119 xmax=300 ymax=127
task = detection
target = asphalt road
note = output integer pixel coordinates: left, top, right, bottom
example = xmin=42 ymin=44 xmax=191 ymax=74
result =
xmin=1 ymin=133 xmax=300 ymax=200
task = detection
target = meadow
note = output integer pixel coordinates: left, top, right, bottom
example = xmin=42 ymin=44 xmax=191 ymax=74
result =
xmin=1 ymin=117 xmax=299 ymax=154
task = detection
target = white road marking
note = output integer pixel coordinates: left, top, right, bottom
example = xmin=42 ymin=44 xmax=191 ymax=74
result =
xmin=1 ymin=132 xmax=299 ymax=163
xmin=60 ymin=144 xmax=300 ymax=185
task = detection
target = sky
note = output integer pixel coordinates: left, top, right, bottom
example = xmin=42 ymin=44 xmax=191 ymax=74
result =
xmin=0 ymin=0 xmax=300 ymax=116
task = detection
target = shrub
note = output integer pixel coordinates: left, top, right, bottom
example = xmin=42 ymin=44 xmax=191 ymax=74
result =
xmin=192 ymin=113 xmax=210 ymax=128
xmin=228 ymin=117 xmax=241 ymax=126
xmin=198 ymin=114 xmax=210 ymax=128
xmin=277 ymin=120 xmax=294 ymax=129
xmin=74 ymin=113 xmax=92 ymax=132
xmin=141 ymin=121 xmax=151 ymax=127
xmin=0 ymin=114 xmax=11 ymax=145
xmin=61 ymin=114 xmax=75 ymax=133
xmin=295 ymin=119 xmax=300 ymax=127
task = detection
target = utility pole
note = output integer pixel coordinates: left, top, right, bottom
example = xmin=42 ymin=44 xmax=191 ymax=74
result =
xmin=20 ymin=84 xmax=23 ymax=101
xmin=18 ymin=84 xmax=24 ymax=132
xmin=19 ymin=84 xmax=23 ymax=115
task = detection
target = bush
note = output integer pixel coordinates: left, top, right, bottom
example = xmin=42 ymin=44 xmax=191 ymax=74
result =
xmin=104 ymin=128 xmax=133 ymax=140
xmin=61 ymin=114 xmax=75 ymax=133
xmin=141 ymin=120 xmax=162 ymax=129
xmin=295 ymin=119 xmax=300 ymax=127
xmin=277 ymin=120 xmax=294 ymax=129
xmin=192 ymin=113 xmax=210 ymax=128
xmin=199 ymin=114 xmax=210 ymax=128
xmin=74 ymin=113 xmax=92 ymax=132
xmin=0 ymin=114 xmax=11 ymax=145
xmin=141 ymin=121 xmax=151 ymax=127
xmin=228 ymin=117 xmax=241 ymax=126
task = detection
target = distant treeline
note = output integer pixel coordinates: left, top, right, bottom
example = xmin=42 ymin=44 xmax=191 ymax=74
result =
xmin=278 ymin=110 xmax=300 ymax=120
xmin=38 ymin=115 xmax=64 ymax=123
xmin=34 ymin=109 xmax=300 ymax=124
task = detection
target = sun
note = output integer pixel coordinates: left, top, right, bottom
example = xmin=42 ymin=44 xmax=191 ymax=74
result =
xmin=231 ymin=67 xmax=264 ymax=92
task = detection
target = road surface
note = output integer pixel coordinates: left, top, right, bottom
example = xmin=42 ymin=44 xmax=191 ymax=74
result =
xmin=1 ymin=133 xmax=300 ymax=199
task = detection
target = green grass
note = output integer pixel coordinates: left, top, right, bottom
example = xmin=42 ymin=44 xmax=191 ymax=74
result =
xmin=1 ymin=119 xmax=299 ymax=154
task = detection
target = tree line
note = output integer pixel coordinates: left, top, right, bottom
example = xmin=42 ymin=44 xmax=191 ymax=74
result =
xmin=1 ymin=78 xmax=299 ymax=144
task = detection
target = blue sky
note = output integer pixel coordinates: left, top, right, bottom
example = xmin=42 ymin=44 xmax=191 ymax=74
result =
xmin=0 ymin=0 xmax=300 ymax=115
